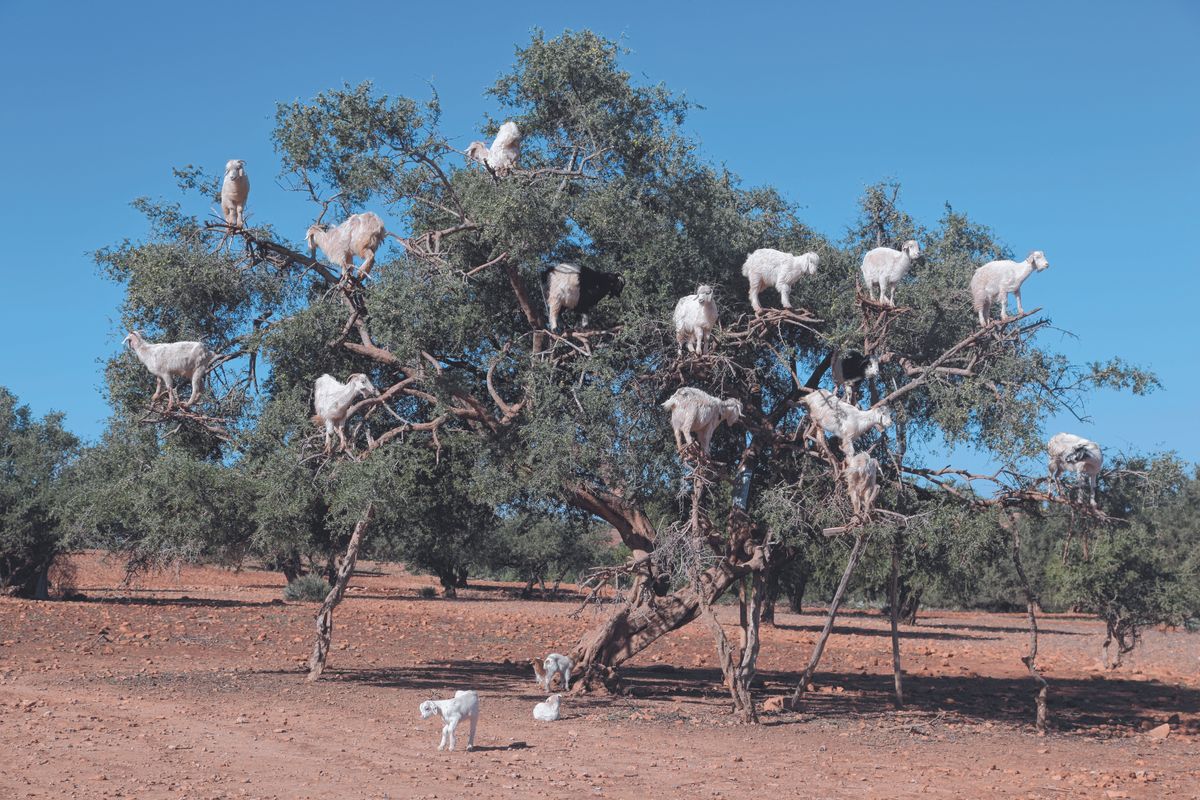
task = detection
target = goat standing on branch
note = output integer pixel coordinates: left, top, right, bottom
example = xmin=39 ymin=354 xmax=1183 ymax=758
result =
xmin=844 ymin=452 xmax=880 ymax=519
xmin=673 ymin=284 xmax=718 ymax=355
xmin=662 ymin=387 xmax=742 ymax=455
xmin=1047 ymin=432 xmax=1103 ymax=506
xmin=313 ymin=373 xmax=379 ymax=455
xmin=831 ymin=350 xmax=880 ymax=401
xmin=542 ymin=263 xmax=625 ymax=332
xmin=220 ymin=159 xmax=249 ymax=228
xmin=741 ymin=248 xmax=819 ymax=313
xmin=124 ymin=331 xmax=214 ymax=410
xmin=306 ymin=212 xmax=404 ymax=282
xmin=803 ymin=389 xmax=892 ymax=456
xmin=971 ymin=250 xmax=1050 ymax=326
xmin=466 ymin=120 xmax=522 ymax=176
xmin=861 ymin=239 xmax=922 ymax=306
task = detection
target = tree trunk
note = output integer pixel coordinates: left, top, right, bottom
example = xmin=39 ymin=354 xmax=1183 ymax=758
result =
xmin=279 ymin=553 xmax=303 ymax=584
xmin=1006 ymin=513 xmax=1049 ymax=732
xmin=570 ymin=562 xmax=740 ymax=689
xmin=307 ymin=505 xmax=375 ymax=681
xmin=888 ymin=528 xmax=905 ymax=709
xmin=788 ymin=568 xmax=807 ymax=614
xmin=791 ymin=532 xmax=867 ymax=702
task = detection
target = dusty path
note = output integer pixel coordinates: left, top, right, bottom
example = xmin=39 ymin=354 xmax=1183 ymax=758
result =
xmin=1 ymin=554 xmax=1197 ymax=798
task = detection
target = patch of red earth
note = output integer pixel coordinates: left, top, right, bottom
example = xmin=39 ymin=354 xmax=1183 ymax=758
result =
xmin=1 ymin=553 xmax=1197 ymax=799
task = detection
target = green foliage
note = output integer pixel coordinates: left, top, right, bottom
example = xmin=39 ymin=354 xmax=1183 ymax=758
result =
xmin=284 ymin=574 xmax=332 ymax=602
xmin=0 ymin=388 xmax=79 ymax=597
xmin=72 ymin=28 xmax=1191 ymax=671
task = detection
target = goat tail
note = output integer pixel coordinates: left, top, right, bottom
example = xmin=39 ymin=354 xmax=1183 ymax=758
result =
xmin=660 ymin=397 xmax=677 ymax=410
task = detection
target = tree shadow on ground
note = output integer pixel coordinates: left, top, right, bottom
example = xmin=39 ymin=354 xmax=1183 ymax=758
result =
xmin=913 ymin=619 xmax=1091 ymax=637
xmin=73 ymin=594 xmax=284 ymax=609
xmin=770 ymin=621 xmax=999 ymax=642
xmin=313 ymin=659 xmax=1200 ymax=735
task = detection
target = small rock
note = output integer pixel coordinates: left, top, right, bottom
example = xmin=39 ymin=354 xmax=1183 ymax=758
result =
xmin=1146 ymin=723 xmax=1170 ymax=739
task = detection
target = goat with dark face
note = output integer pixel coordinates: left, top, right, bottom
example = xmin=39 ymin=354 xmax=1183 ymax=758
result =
xmin=541 ymin=263 xmax=626 ymax=331
xmin=831 ymin=350 xmax=880 ymax=400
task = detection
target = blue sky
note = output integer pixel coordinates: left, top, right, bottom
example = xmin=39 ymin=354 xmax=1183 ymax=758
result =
xmin=1 ymin=1 xmax=1197 ymax=466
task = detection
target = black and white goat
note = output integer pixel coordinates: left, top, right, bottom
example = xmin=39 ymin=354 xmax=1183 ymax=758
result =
xmin=541 ymin=263 xmax=625 ymax=331
xmin=831 ymin=350 xmax=880 ymax=401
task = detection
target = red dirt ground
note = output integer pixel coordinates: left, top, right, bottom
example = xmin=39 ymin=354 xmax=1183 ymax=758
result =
xmin=1 ymin=553 xmax=1198 ymax=799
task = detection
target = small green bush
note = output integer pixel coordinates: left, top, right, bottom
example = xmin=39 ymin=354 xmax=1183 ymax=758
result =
xmin=283 ymin=574 xmax=332 ymax=602
xmin=418 ymin=586 xmax=438 ymax=599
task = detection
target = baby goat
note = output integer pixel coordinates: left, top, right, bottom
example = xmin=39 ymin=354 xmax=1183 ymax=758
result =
xmin=541 ymin=263 xmax=625 ymax=332
xmin=803 ymin=389 xmax=892 ymax=456
xmin=531 ymin=653 xmax=574 ymax=692
xmin=533 ymin=694 xmax=562 ymax=722
xmin=418 ymin=690 xmax=479 ymax=751
xmin=123 ymin=331 xmax=214 ymax=410
xmin=661 ymin=387 xmax=743 ymax=455
xmin=673 ymin=284 xmax=718 ymax=355
xmin=1047 ymin=432 xmax=1103 ymax=506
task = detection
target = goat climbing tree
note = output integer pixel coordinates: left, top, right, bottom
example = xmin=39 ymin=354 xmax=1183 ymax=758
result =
xmin=86 ymin=30 xmax=1163 ymax=721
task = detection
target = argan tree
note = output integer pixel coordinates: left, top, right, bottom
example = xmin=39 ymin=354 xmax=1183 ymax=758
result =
xmin=78 ymin=30 xmax=1160 ymax=726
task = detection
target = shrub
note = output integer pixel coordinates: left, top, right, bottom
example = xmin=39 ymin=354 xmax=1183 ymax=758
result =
xmin=417 ymin=586 xmax=438 ymax=599
xmin=283 ymin=574 xmax=332 ymax=602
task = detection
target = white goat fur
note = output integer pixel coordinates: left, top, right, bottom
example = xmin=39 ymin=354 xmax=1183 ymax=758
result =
xmin=220 ymin=159 xmax=249 ymax=228
xmin=661 ymin=387 xmax=743 ymax=454
xmin=418 ymin=690 xmax=479 ymax=751
xmin=545 ymin=265 xmax=582 ymax=332
xmin=741 ymin=248 xmax=820 ymax=312
xmin=533 ymin=694 xmax=562 ymax=722
xmin=306 ymin=212 xmax=396 ymax=280
xmin=673 ymin=284 xmax=718 ymax=354
xmin=466 ymin=121 xmax=522 ymax=176
xmin=970 ymin=251 xmax=1050 ymax=326
xmin=844 ymin=452 xmax=880 ymax=518
xmin=1047 ymin=432 xmax=1103 ymax=506
xmin=803 ymin=389 xmax=893 ymax=456
xmin=861 ymin=240 xmax=922 ymax=305
xmin=533 ymin=653 xmax=574 ymax=692
xmin=312 ymin=373 xmax=378 ymax=454
xmin=123 ymin=331 xmax=214 ymax=409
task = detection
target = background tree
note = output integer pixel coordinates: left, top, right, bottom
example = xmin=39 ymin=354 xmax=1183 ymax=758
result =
xmin=0 ymin=388 xmax=79 ymax=598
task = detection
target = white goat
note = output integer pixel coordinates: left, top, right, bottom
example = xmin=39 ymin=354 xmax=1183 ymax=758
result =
xmin=533 ymin=694 xmax=562 ymax=722
xmin=844 ymin=452 xmax=880 ymax=518
xmin=970 ymin=250 xmax=1050 ymax=326
xmin=532 ymin=653 xmax=574 ymax=692
xmin=312 ymin=373 xmax=379 ymax=454
xmin=861 ymin=240 xmax=922 ymax=305
xmin=466 ymin=121 xmax=522 ymax=176
xmin=803 ymin=389 xmax=892 ymax=456
xmin=418 ymin=690 xmax=479 ymax=751
xmin=741 ymin=248 xmax=820 ymax=312
xmin=220 ymin=159 xmax=249 ymax=228
xmin=123 ymin=331 xmax=214 ymax=410
xmin=305 ymin=212 xmax=402 ymax=281
xmin=1047 ymin=432 xmax=1103 ymax=506
xmin=673 ymin=284 xmax=718 ymax=355
xmin=661 ymin=387 xmax=743 ymax=454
